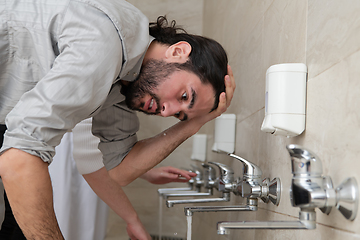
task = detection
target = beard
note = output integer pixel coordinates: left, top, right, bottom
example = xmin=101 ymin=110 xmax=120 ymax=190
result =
xmin=122 ymin=59 xmax=193 ymax=115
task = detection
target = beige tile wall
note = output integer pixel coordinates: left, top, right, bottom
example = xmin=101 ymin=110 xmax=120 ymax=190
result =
xmin=125 ymin=0 xmax=204 ymax=35
xmin=201 ymin=0 xmax=360 ymax=239
xmin=106 ymin=0 xmax=360 ymax=239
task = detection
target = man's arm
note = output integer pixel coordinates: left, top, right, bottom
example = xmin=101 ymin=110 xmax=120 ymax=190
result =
xmin=0 ymin=149 xmax=64 ymax=240
xmin=109 ymin=66 xmax=235 ymax=186
xmin=82 ymin=167 xmax=151 ymax=240
xmin=82 ymin=166 xmax=194 ymax=239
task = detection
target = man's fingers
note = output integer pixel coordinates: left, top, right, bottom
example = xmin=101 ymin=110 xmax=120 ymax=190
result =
xmin=165 ymin=167 xmax=196 ymax=179
xmin=217 ymin=92 xmax=227 ymax=113
xmin=225 ymin=65 xmax=236 ymax=107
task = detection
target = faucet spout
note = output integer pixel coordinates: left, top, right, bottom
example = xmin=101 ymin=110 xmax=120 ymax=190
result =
xmin=163 ymin=189 xmax=213 ymax=200
xmin=158 ymin=188 xmax=199 ymax=196
xmin=217 ymin=221 xmax=309 ymax=234
xmin=217 ymin=209 xmax=316 ymax=234
xmin=184 ymin=199 xmax=258 ymax=216
xmin=166 ymin=193 xmax=230 ymax=208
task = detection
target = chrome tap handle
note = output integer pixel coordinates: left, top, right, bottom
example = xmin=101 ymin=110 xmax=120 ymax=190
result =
xmin=190 ymin=164 xmax=204 ymax=189
xmin=201 ymin=163 xmax=217 ymax=189
xmin=184 ymin=168 xmax=195 ymax=185
xmin=208 ymin=162 xmax=234 ymax=183
xmin=208 ymin=162 xmax=234 ymax=192
xmin=190 ymin=164 xmax=203 ymax=181
xmin=228 ymin=153 xmax=262 ymax=177
xmin=286 ymin=144 xmax=323 ymax=177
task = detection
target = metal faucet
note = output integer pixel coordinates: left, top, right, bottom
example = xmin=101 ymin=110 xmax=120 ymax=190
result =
xmin=228 ymin=153 xmax=281 ymax=205
xmin=162 ymin=163 xmax=217 ymax=200
xmin=217 ymin=144 xmax=359 ymax=234
xmin=184 ymin=153 xmax=281 ymax=216
xmin=288 ymin=144 xmax=358 ymax=220
xmin=166 ymin=162 xmax=234 ymax=207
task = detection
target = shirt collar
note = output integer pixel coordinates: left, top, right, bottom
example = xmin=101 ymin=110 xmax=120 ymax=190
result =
xmin=119 ymin=36 xmax=155 ymax=82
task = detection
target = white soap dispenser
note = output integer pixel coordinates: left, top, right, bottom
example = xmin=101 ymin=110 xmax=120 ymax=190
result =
xmin=261 ymin=63 xmax=307 ymax=137
xmin=212 ymin=114 xmax=236 ymax=153
xmin=190 ymin=134 xmax=207 ymax=162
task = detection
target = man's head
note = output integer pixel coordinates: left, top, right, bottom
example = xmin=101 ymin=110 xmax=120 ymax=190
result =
xmin=123 ymin=59 xmax=217 ymax=120
xmin=123 ymin=16 xmax=228 ymax=120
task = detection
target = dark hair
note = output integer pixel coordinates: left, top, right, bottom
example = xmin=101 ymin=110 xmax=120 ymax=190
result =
xmin=149 ymin=16 xmax=228 ymax=111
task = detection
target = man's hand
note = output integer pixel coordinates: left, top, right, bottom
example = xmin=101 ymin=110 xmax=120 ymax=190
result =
xmin=140 ymin=166 xmax=197 ymax=184
xmin=189 ymin=65 xmax=236 ymax=126
xmin=126 ymin=217 xmax=151 ymax=240
xmin=219 ymin=65 xmax=236 ymax=112
xmin=83 ymin=167 xmax=151 ymax=240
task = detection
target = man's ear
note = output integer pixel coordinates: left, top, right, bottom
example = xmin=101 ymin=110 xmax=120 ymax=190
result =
xmin=165 ymin=41 xmax=191 ymax=62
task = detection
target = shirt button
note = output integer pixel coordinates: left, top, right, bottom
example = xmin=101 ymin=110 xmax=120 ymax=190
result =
xmin=133 ymin=72 xmax=138 ymax=77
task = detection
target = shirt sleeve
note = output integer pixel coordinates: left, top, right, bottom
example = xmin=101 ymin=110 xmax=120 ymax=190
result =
xmin=1 ymin=2 xmax=123 ymax=163
xmin=92 ymin=89 xmax=140 ymax=171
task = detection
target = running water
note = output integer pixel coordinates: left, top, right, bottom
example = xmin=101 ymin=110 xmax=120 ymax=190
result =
xmin=186 ymin=215 xmax=192 ymax=240
xmin=158 ymin=196 xmax=163 ymax=240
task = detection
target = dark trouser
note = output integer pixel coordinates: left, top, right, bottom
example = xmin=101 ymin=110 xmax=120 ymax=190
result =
xmin=0 ymin=124 xmax=27 ymax=239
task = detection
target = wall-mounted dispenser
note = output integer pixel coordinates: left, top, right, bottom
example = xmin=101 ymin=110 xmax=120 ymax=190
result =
xmin=212 ymin=114 xmax=236 ymax=153
xmin=261 ymin=63 xmax=307 ymax=137
xmin=190 ymin=134 xmax=207 ymax=162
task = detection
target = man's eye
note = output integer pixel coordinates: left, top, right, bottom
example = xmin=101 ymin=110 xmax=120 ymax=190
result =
xmin=181 ymin=92 xmax=188 ymax=100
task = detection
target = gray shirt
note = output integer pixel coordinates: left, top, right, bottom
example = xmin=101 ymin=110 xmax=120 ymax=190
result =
xmin=0 ymin=0 xmax=152 ymax=170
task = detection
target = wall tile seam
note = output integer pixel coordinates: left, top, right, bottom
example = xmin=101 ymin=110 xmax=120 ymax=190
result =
xmin=236 ymin=107 xmax=265 ymax=124
xmin=257 ymin=206 xmax=300 ymax=220
xmin=316 ymin=222 xmax=357 ymax=235
xmin=263 ymin=0 xmax=276 ymax=17
xmin=257 ymin=207 xmax=357 ymax=234
xmin=308 ymin=60 xmax=339 ymax=81
xmin=308 ymin=46 xmax=360 ymax=80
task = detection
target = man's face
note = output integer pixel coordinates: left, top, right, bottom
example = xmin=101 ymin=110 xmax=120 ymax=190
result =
xmin=124 ymin=59 xmax=215 ymax=120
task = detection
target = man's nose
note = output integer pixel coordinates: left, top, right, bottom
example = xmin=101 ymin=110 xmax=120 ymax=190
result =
xmin=160 ymin=101 xmax=184 ymax=117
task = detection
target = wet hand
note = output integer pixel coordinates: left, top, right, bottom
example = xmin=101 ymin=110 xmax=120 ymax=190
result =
xmin=141 ymin=166 xmax=197 ymax=185
xmin=215 ymin=65 xmax=236 ymax=114
xmin=126 ymin=218 xmax=151 ymax=240
xmin=191 ymin=65 xmax=236 ymax=124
